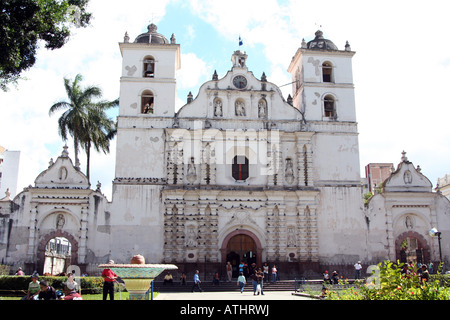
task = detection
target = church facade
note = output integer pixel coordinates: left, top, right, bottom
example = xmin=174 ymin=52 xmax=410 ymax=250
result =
xmin=1 ymin=25 xmax=449 ymax=278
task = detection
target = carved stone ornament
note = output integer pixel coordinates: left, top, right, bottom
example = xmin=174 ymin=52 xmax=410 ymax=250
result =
xmin=405 ymin=215 xmax=414 ymax=229
xmin=403 ymin=170 xmax=412 ymax=184
xmin=56 ymin=214 xmax=65 ymax=229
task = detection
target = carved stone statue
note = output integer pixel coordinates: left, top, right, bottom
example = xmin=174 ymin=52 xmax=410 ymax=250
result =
xmin=186 ymin=226 xmax=197 ymax=247
xmin=258 ymin=99 xmax=267 ymax=118
xmin=56 ymin=214 xmax=65 ymax=229
xmin=186 ymin=157 xmax=197 ymax=183
xmin=285 ymin=158 xmax=294 ymax=184
xmin=214 ymin=98 xmax=223 ymax=117
xmin=235 ymin=100 xmax=246 ymax=116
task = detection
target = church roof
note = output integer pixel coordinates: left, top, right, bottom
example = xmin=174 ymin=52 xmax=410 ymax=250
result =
xmin=34 ymin=146 xmax=90 ymax=189
xmin=134 ymin=23 xmax=169 ymax=44
xmin=307 ymin=30 xmax=338 ymax=50
xmin=383 ymin=151 xmax=432 ymax=193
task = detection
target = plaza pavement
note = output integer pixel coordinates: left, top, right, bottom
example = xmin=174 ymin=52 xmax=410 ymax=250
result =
xmin=154 ymin=290 xmax=316 ymax=300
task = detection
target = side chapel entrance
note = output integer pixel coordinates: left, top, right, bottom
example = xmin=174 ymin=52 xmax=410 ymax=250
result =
xmin=395 ymin=231 xmax=431 ymax=265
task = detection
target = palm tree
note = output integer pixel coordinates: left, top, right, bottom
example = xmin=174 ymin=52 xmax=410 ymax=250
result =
xmin=80 ymin=99 xmax=118 ymax=181
xmin=49 ymin=74 xmax=118 ymax=181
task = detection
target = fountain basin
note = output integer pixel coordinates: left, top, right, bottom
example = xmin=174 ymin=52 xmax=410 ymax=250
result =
xmin=98 ymin=262 xmax=178 ymax=300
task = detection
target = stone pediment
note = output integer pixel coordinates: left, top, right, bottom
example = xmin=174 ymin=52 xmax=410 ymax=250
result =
xmin=383 ymin=152 xmax=432 ymax=193
xmin=176 ymin=51 xmax=302 ymax=123
xmin=34 ymin=146 xmax=90 ymax=189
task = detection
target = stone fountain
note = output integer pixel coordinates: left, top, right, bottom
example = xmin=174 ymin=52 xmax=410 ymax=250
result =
xmin=98 ymin=254 xmax=177 ymax=300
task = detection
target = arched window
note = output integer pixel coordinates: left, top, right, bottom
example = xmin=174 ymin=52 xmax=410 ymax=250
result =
xmin=141 ymin=90 xmax=154 ymax=114
xmin=232 ymin=155 xmax=249 ymax=181
xmin=322 ymin=62 xmax=333 ymax=83
xmin=143 ymin=56 xmax=155 ymax=77
xmin=324 ymin=95 xmax=335 ymax=118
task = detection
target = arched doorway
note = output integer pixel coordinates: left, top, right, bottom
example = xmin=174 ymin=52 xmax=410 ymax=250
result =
xmin=221 ymin=230 xmax=262 ymax=277
xmin=43 ymin=237 xmax=72 ymax=275
xmin=37 ymin=231 xmax=78 ymax=275
xmin=395 ymin=231 xmax=430 ymax=265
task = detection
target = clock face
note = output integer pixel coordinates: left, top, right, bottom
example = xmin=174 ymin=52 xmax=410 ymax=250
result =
xmin=233 ymin=75 xmax=247 ymax=89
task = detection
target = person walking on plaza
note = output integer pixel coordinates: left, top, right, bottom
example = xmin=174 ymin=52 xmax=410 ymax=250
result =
xmin=192 ymin=270 xmax=203 ymax=292
xmin=256 ymin=268 xmax=265 ymax=295
xmin=354 ymin=261 xmax=362 ymax=280
xmin=237 ymin=272 xmax=246 ymax=293
xmin=101 ymin=260 xmax=118 ymax=300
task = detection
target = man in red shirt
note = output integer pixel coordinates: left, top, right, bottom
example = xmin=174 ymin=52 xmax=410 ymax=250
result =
xmin=101 ymin=260 xmax=117 ymax=300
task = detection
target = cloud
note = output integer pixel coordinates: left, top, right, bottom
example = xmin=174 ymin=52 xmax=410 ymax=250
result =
xmin=1 ymin=0 xmax=450 ymax=200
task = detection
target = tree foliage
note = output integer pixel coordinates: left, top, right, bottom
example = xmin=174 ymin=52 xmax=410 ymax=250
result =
xmin=327 ymin=260 xmax=450 ymax=300
xmin=0 ymin=0 xmax=91 ymax=90
xmin=49 ymin=74 xmax=118 ymax=182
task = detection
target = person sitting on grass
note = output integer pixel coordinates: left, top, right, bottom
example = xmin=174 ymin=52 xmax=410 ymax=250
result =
xmin=38 ymin=280 xmax=57 ymax=300
xmin=63 ymin=273 xmax=83 ymax=300
xmin=22 ymin=273 xmax=40 ymax=300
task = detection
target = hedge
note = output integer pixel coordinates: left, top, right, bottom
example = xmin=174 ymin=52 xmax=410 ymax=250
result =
xmin=0 ymin=275 xmax=105 ymax=296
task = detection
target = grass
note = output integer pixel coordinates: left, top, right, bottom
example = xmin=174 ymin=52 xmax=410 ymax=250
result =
xmin=0 ymin=291 xmax=159 ymax=300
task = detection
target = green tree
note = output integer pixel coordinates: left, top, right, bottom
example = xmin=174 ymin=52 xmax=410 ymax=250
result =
xmin=0 ymin=0 xmax=91 ymax=91
xmin=80 ymin=100 xmax=118 ymax=181
xmin=49 ymin=74 xmax=118 ymax=181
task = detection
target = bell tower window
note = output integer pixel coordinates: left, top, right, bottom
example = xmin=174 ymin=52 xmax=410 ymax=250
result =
xmin=141 ymin=90 xmax=154 ymax=114
xmin=324 ymin=95 xmax=336 ymax=118
xmin=232 ymin=156 xmax=249 ymax=181
xmin=143 ymin=56 xmax=155 ymax=77
xmin=322 ymin=62 xmax=333 ymax=82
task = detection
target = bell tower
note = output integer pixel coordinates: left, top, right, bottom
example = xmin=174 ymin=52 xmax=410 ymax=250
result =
xmin=288 ymin=30 xmax=355 ymax=123
xmin=113 ymin=22 xmax=181 ymax=199
xmin=118 ymin=23 xmax=180 ymax=118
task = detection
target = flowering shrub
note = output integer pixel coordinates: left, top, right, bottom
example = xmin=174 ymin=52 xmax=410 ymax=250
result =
xmin=327 ymin=260 xmax=450 ymax=300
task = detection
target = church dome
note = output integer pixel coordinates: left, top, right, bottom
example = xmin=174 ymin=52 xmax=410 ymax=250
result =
xmin=134 ymin=23 xmax=169 ymax=44
xmin=307 ymin=30 xmax=338 ymax=50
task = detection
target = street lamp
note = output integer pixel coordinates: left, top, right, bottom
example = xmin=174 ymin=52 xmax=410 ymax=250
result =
xmin=429 ymin=227 xmax=443 ymax=263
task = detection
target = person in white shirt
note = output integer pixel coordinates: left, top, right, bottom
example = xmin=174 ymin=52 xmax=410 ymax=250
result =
xmin=354 ymin=261 xmax=362 ymax=279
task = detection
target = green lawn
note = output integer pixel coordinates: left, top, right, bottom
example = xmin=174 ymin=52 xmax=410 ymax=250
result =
xmin=0 ymin=291 xmax=159 ymax=300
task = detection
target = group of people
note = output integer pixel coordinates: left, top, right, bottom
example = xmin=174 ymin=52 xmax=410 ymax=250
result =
xmin=188 ymin=261 xmax=278 ymax=296
xmin=232 ymin=261 xmax=279 ymax=284
xmin=21 ymin=272 xmax=82 ymax=300
xmin=401 ymin=261 xmax=433 ymax=284
xmin=236 ymin=262 xmax=267 ymax=295
xmin=322 ymin=270 xmax=341 ymax=285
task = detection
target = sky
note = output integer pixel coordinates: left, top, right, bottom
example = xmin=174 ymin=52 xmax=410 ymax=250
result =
xmin=1 ymin=0 xmax=450 ymax=200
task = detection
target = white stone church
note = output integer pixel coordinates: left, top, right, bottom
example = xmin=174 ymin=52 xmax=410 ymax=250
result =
xmin=1 ymin=25 xmax=449 ymax=278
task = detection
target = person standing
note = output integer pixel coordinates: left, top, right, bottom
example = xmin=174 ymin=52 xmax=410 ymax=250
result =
xmin=239 ymin=262 xmax=244 ymax=275
xmin=180 ymin=272 xmax=187 ymax=285
xmin=101 ymin=260 xmax=118 ymax=300
xmin=271 ymin=265 xmax=277 ymax=283
xmin=15 ymin=267 xmax=24 ymax=276
xmin=191 ymin=270 xmax=203 ymax=292
xmin=354 ymin=261 xmax=362 ymax=280
xmin=226 ymin=261 xmax=233 ymax=282
xmin=263 ymin=263 xmax=269 ymax=282
xmin=420 ymin=264 xmax=430 ymax=284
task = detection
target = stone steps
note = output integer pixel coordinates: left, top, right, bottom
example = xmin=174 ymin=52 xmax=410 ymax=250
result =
xmin=153 ymin=280 xmax=305 ymax=293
